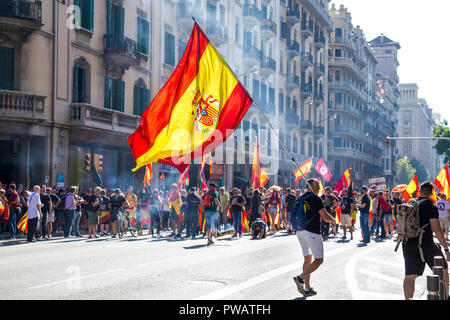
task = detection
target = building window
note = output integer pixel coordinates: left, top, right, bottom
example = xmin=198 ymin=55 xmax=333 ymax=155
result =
xmin=104 ymin=75 xmax=125 ymax=112
xmin=133 ymin=78 xmax=150 ymax=116
xmin=335 ymin=28 xmax=342 ymax=38
xmin=164 ymin=31 xmax=175 ymax=66
xmin=335 ymin=49 xmax=342 ymax=57
xmin=75 ymin=0 xmax=94 ymax=31
xmin=0 ymin=46 xmax=14 ymax=90
xmin=73 ymin=57 xmax=91 ymax=103
xmin=137 ymin=17 xmax=149 ymax=55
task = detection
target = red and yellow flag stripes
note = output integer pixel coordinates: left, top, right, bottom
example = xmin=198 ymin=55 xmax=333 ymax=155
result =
xmin=251 ymin=137 xmax=261 ymax=189
xmin=128 ymin=22 xmax=253 ymax=173
xmin=293 ymin=157 xmax=313 ymax=183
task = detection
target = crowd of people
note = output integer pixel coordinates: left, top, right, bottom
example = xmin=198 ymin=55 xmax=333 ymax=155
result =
xmin=1 ymin=178 xmax=449 ymax=299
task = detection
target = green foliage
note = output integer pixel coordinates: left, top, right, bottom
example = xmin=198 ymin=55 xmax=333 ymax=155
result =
xmin=397 ymin=156 xmax=416 ymax=184
xmin=433 ymin=120 xmax=450 ymax=164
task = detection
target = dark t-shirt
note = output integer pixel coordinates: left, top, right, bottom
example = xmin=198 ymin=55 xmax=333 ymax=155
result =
xmin=203 ymin=191 xmax=218 ymax=212
xmin=99 ymin=196 xmax=109 ymax=211
xmin=186 ymin=194 xmax=201 ymax=215
xmin=303 ymin=192 xmax=325 ymax=235
xmin=417 ymin=198 xmax=439 ymax=242
xmin=321 ymin=194 xmax=336 ymax=213
xmin=285 ymin=194 xmax=296 ymax=212
xmin=360 ymin=194 xmax=371 ymax=214
xmin=393 ymin=198 xmax=402 ymax=216
xmin=230 ymin=195 xmax=244 ymax=213
xmin=40 ymin=193 xmax=51 ymax=214
xmin=50 ymin=194 xmax=60 ymax=207
xmin=340 ymin=197 xmax=354 ymax=215
xmin=86 ymin=195 xmax=100 ymax=213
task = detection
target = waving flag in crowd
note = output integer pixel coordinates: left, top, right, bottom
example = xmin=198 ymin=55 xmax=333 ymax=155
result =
xmin=128 ymin=22 xmax=252 ymax=173
xmin=17 ymin=212 xmax=28 ymax=233
xmin=315 ymin=158 xmax=332 ymax=182
xmin=143 ymin=164 xmax=153 ymax=187
xmin=435 ymin=164 xmax=450 ymax=201
xmin=251 ymin=137 xmax=262 ymax=189
xmin=293 ymin=157 xmax=313 ymax=183
xmin=178 ymin=165 xmax=190 ymax=189
xmin=334 ymin=169 xmax=351 ymax=194
xmin=402 ymin=174 xmax=419 ymax=202
xmin=260 ymin=167 xmax=268 ymax=187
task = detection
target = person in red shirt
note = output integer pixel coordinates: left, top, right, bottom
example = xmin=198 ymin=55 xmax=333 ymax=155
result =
xmin=375 ymin=192 xmax=389 ymax=239
xmin=7 ymin=184 xmax=21 ymax=239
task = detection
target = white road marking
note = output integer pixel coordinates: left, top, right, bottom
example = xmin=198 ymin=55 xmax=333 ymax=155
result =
xmin=27 ymin=268 xmax=126 ymax=290
xmin=344 ymin=241 xmax=392 ymax=300
xmin=363 ymin=256 xmax=404 ymax=269
xmin=195 ymin=245 xmax=355 ymax=300
xmin=359 ymin=268 xmax=404 ymax=285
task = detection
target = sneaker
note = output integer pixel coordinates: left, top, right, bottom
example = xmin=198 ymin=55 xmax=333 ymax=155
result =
xmin=239 ymin=234 xmax=242 ymax=238
xmin=341 ymin=236 xmax=347 ymax=240
xmin=350 ymin=235 xmax=353 ymax=240
xmin=232 ymin=233 xmax=237 ymax=237
xmin=304 ymin=288 xmax=317 ymax=297
xmin=293 ymin=276 xmax=306 ymax=296
xmin=111 ymin=234 xmax=117 ymax=238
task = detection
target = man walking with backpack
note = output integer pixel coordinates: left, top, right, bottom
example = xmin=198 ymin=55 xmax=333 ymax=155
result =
xmin=400 ymin=181 xmax=449 ymax=300
xmin=291 ymin=178 xmax=336 ymax=297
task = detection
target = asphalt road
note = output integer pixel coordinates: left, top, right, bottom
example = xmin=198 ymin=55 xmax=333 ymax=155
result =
xmin=0 ymin=226 xmax=434 ymax=300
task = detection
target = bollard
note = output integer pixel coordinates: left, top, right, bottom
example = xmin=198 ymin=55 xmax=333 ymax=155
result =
xmin=427 ymin=275 xmax=440 ymax=300
xmin=433 ymin=266 xmax=445 ymax=300
xmin=434 ymin=256 xmax=443 ymax=267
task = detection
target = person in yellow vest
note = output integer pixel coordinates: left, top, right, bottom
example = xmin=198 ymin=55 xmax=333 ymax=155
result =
xmin=169 ymin=184 xmax=182 ymax=238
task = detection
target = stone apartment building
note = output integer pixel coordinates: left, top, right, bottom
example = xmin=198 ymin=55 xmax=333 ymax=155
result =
xmin=151 ymin=0 xmax=334 ymax=189
xmin=0 ymin=0 xmax=335 ymax=190
xmin=327 ymin=4 xmax=399 ymax=187
xmin=0 ymin=0 xmax=151 ymax=188
xmin=397 ymin=83 xmax=441 ymax=180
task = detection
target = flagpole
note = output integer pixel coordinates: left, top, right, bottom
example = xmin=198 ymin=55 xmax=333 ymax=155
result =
xmin=191 ymin=20 xmax=312 ymax=191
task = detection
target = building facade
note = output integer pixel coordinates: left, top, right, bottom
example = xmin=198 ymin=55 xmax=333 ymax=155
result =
xmin=151 ymin=0 xmax=334 ymax=189
xmin=0 ymin=0 xmax=151 ymax=188
xmin=397 ymin=83 xmax=441 ymax=180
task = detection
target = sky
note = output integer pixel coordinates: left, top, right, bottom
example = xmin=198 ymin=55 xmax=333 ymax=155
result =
xmin=330 ymin=0 xmax=450 ymax=122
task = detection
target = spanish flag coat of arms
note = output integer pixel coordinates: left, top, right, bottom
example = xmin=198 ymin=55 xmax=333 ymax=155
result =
xmin=128 ymin=22 xmax=253 ymax=173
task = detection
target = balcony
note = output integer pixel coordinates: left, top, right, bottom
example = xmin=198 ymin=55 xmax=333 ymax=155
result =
xmin=260 ymin=57 xmax=276 ymax=77
xmin=70 ymin=103 xmax=139 ymax=136
xmin=329 ymin=147 xmax=364 ymax=160
xmin=314 ymin=32 xmax=326 ymax=48
xmin=300 ymin=82 xmax=312 ymax=96
xmin=301 ymin=20 xmax=313 ymax=38
xmin=329 ymin=57 xmax=365 ymax=82
xmin=286 ymin=73 xmax=299 ymax=92
xmin=313 ymin=92 xmax=325 ymax=103
xmin=287 ymin=40 xmax=300 ymax=58
xmin=333 ymin=126 xmax=364 ymax=141
xmin=0 ymin=90 xmax=46 ymax=122
xmin=301 ymin=0 xmax=334 ymax=32
xmin=0 ymin=0 xmax=43 ymax=36
xmin=261 ymin=18 xmax=277 ymax=40
xmin=300 ymin=52 xmax=313 ymax=68
xmin=243 ymin=43 xmax=262 ymax=67
xmin=286 ymin=113 xmax=300 ymax=127
xmin=286 ymin=6 xmax=300 ymax=26
xmin=243 ymin=4 xmax=261 ymax=28
xmin=104 ymin=34 xmax=139 ymax=68
xmin=328 ymin=103 xmax=364 ymax=120
xmin=206 ymin=23 xmax=228 ymax=45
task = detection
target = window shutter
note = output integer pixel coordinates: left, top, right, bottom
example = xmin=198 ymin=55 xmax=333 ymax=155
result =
xmin=104 ymin=75 xmax=111 ymax=109
xmin=74 ymin=0 xmax=81 ymax=27
xmin=73 ymin=66 xmax=79 ymax=103
xmin=119 ymin=80 xmax=125 ymax=112
xmin=88 ymin=0 xmax=94 ymax=31
xmin=106 ymin=0 xmax=112 ymax=35
xmin=144 ymin=88 xmax=150 ymax=111
xmin=79 ymin=68 xmax=86 ymax=103
xmin=119 ymin=6 xmax=125 ymax=38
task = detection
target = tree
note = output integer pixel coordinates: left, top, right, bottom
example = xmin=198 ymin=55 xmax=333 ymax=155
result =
xmin=397 ymin=156 xmax=416 ymax=184
xmin=410 ymin=158 xmax=430 ymax=183
xmin=433 ymin=120 xmax=450 ymax=164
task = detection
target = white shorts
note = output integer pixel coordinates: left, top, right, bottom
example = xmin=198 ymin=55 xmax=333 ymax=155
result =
xmin=296 ymin=230 xmax=324 ymax=259
xmin=340 ymin=214 xmax=352 ymax=227
xmin=439 ymin=217 xmax=449 ymax=231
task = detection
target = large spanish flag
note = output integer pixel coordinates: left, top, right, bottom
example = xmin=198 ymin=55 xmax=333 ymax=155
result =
xmin=293 ymin=157 xmax=313 ymax=183
xmin=128 ymin=22 xmax=253 ymax=173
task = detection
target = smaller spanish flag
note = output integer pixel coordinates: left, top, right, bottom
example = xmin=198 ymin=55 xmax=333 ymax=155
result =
xmin=17 ymin=212 xmax=28 ymax=233
xmin=293 ymin=157 xmax=313 ymax=183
